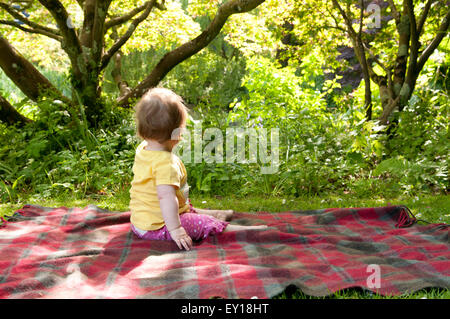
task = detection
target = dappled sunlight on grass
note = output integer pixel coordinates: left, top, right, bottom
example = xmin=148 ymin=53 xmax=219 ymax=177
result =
xmin=1 ymin=191 xmax=449 ymax=225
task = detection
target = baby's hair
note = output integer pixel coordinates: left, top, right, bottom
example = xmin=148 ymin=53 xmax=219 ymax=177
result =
xmin=135 ymin=88 xmax=188 ymax=143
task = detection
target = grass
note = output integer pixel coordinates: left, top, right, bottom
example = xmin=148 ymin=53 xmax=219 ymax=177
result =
xmin=2 ymin=190 xmax=449 ymax=223
xmin=0 ymin=190 xmax=449 ymax=299
xmin=274 ymin=285 xmax=450 ymax=299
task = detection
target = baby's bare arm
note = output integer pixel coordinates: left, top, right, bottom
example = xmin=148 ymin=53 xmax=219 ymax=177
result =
xmin=157 ymin=185 xmax=180 ymax=230
xmin=157 ymin=185 xmax=193 ymax=250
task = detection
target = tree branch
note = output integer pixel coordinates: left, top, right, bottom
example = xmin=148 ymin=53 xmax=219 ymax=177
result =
xmin=37 ymin=0 xmax=82 ymax=57
xmin=358 ymin=0 xmax=364 ymax=37
xmin=365 ymin=47 xmax=395 ymax=102
xmin=331 ymin=0 xmax=357 ymax=38
xmin=390 ymin=1 xmax=410 ymax=98
xmin=109 ymin=27 xmax=131 ymax=97
xmin=406 ymin=0 xmax=419 ymax=79
xmin=0 ymin=2 xmax=60 ymax=35
xmin=416 ymin=0 xmax=433 ymax=36
xmin=322 ymin=24 xmax=347 ymax=33
xmin=79 ymin=0 xmax=98 ymax=47
xmin=0 ymin=2 xmax=62 ymax=40
xmin=0 ymin=36 xmax=70 ymax=103
xmin=104 ymin=1 xmax=154 ymax=30
xmin=406 ymin=0 xmax=418 ymax=46
xmin=379 ymin=95 xmax=401 ymax=125
xmin=0 ymin=19 xmax=63 ymax=41
xmin=325 ymin=2 xmax=347 ymax=33
xmin=332 ymin=0 xmax=373 ymax=120
xmin=363 ymin=42 xmax=389 ymax=73
xmin=0 ymin=93 xmax=33 ymax=127
xmin=416 ymin=8 xmax=450 ymax=73
xmin=100 ymin=0 xmax=159 ymax=70
xmin=37 ymin=0 xmax=85 ymax=81
xmin=387 ymin=0 xmax=400 ymax=24
xmin=357 ymin=0 xmax=372 ymax=120
xmin=117 ymin=0 xmax=266 ymax=107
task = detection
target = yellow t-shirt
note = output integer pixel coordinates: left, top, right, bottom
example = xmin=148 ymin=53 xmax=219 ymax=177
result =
xmin=129 ymin=140 xmax=190 ymax=230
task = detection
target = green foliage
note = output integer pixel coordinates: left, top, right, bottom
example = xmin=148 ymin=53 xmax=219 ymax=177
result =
xmin=182 ymin=52 xmax=448 ymax=198
xmin=373 ymin=156 xmax=444 ymax=195
xmin=1 ymin=0 xmax=448 ymax=203
xmin=1 ymin=49 xmax=448 ymax=203
xmin=225 ymin=56 xmax=376 ymax=196
xmin=379 ymin=97 xmax=448 ymax=193
xmin=102 ymin=47 xmax=246 ymax=108
xmin=0 ymin=98 xmax=137 ymax=203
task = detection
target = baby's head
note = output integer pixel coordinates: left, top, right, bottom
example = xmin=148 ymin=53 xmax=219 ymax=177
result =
xmin=135 ymin=88 xmax=188 ymax=144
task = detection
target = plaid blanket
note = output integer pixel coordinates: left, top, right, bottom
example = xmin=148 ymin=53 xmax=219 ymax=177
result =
xmin=0 ymin=204 xmax=448 ymax=298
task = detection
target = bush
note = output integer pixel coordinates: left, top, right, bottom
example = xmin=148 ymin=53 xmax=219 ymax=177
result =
xmin=0 ymin=98 xmax=137 ymax=202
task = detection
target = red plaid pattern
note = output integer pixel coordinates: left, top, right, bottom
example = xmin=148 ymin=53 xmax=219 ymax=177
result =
xmin=0 ymin=204 xmax=448 ymax=298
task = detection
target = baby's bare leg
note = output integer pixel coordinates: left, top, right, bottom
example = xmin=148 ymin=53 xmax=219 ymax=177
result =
xmin=194 ymin=207 xmax=234 ymax=221
xmin=223 ymin=224 xmax=268 ymax=232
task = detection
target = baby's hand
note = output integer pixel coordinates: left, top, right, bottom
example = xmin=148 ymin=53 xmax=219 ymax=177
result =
xmin=169 ymin=226 xmax=193 ymax=251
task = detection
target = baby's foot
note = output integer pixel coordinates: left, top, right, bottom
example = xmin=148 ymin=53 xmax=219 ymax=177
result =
xmin=196 ymin=208 xmax=234 ymax=221
xmin=223 ymin=224 xmax=268 ymax=233
xmin=247 ymin=225 xmax=269 ymax=230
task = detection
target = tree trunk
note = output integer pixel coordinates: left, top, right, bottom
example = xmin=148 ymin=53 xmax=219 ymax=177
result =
xmin=379 ymin=2 xmax=410 ymax=126
xmin=70 ymin=0 xmax=112 ymax=128
xmin=355 ymin=40 xmax=372 ymax=121
xmin=331 ymin=0 xmax=372 ymax=121
xmin=0 ymin=93 xmax=32 ymax=127
xmin=0 ymin=36 xmax=66 ymax=102
xmin=71 ymin=73 xmax=103 ymax=128
xmin=111 ymin=51 xmax=131 ymax=98
xmin=392 ymin=16 xmax=410 ymax=98
xmin=109 ymin=27 xmax=131 ymax=98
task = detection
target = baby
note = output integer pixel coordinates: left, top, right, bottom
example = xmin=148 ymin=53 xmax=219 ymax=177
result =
xmin=129 ymin=88 xmax=266 ymax=250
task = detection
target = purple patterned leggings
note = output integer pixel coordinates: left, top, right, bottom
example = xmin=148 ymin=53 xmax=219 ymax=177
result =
xmin=131 ymin=208 xmax=229 ymax=241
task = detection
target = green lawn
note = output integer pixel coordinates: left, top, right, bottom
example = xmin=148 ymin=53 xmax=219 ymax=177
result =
xmin=1 ymin=191 xmax=449 ymax=299
xmin=2 ymin=191 xmax=449 ymax=223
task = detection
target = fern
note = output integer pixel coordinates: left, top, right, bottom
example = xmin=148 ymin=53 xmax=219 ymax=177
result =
xmin=373 ymin=157 xmax=408 ymax=177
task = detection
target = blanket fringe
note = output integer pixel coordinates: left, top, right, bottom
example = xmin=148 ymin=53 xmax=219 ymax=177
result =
xmin=395 ymin=206 xmax=417 ymax=228
xmin=395 ymin=205 xmax=449 ymax=229
xmin=0 ymin=210 xmax=23 ymax=228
